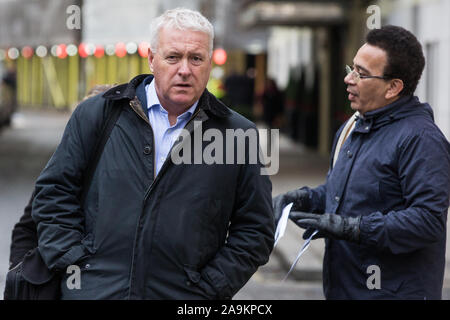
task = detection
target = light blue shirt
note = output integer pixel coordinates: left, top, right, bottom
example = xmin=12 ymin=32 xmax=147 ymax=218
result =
xmin=145 ymin=80 xmax=198 ymax=176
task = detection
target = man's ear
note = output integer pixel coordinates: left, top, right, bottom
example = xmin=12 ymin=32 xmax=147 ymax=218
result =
xmin=385 ymin=79 xmax=404 ymax=99
xmin=148 ymin=48 xmax=154 ymax=73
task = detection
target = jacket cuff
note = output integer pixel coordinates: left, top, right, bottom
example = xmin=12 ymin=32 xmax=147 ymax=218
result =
xmin=53 ymin=245 xmax=87 ymax=272
xmin=201 ymin=267 xmax=232 ymax=300
xmin=358 ymin=213 xmax=384 ymax=248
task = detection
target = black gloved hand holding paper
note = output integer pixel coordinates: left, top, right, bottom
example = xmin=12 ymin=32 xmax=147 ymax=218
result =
xmin=289 ymin=211 xmax=361 ymax=243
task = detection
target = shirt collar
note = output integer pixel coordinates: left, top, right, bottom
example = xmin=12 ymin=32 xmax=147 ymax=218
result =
xmin=146 ymin=80 xmax=198 ymax=118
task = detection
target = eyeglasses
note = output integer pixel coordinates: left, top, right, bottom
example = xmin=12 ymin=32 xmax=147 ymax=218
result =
xmin=345 ymin=65 xmax=391 ymax=83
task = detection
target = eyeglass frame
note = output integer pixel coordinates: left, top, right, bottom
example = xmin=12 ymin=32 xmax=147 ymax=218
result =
xmin=345 ymin=65 xmax=392 ymax=83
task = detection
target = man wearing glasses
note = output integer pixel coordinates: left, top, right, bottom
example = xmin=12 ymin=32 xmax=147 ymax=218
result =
xmin=273 ymin=25 xmax=450 ymax=299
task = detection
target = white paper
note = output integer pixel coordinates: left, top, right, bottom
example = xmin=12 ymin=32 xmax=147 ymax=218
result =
xmin=274 ymin=203 xmax=293 ymax=247
xmin=283 ymin=229 xmax=319 ymax=282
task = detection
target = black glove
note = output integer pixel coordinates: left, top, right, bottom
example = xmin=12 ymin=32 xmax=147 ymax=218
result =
xmin=290 ymin=211 xmax=361 ymax=243
xmin=272 ymin=189 xmax=310 ymax=225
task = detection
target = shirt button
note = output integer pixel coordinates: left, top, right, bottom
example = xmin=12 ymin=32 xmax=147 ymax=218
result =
xmin=186 ymin=280 xmax=192 ymax=286
xmin=143 ymin=146 xmax=152 ymax=155
xmin=347 ymin=150 xmax=353 ymax=158
xmin=335 ymin=196 xmax=340 ymax=202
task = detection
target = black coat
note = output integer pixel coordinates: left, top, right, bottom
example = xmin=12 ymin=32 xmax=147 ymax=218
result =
xmin=31 ymin=74 xmax=275 ymax=299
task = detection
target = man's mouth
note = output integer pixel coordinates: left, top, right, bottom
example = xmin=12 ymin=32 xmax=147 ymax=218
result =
xmin=174 ymin=83 xmax=192 ymax=88
xmin=347 ymin=89 xmax=358 ymax=101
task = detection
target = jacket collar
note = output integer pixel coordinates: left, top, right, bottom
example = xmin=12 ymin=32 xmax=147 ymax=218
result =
xmin=102 ymin=74 xmax=149 ymax=101
xmin=102 ymin=74 xmax=231 ymax=119
xmin=354 ymin=95 xmax=434 ymax=133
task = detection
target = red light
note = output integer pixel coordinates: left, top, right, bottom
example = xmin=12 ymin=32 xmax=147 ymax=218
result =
xmin=213 ymin=48 xmax=227 ymax=65
xmin=78 ymin=43 xmax=88 ymax=58
xmin=57 ymin=44 xmax=67 ymax=59
xmin=115 ymin=42 xmax=127 ymax=58
xmin=138 ymin=42 xmax=150 ymax=58
xmin=21 ymin=46 xmax=34 ymax=59
xmin=94 ymin=45 xmax=104 ymax=58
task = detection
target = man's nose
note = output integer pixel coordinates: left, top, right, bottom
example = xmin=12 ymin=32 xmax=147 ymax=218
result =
xmin=178 ymin=58 xmax=191 ymax=77
xmin=344 ymin=72 xmax=356 ymax=85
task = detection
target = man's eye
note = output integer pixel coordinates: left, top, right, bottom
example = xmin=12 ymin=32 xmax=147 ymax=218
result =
xmin=166 ymin=56 xmax=179 ymax=62
xmin=353 ymin=67 xmax=368 ymax=76
xmin=191 ymin=56 xmax=203 ymax=64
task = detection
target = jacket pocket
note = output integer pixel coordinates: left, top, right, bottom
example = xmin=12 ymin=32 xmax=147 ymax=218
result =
xmin=183 ymin=264 xmax=217 ymax=299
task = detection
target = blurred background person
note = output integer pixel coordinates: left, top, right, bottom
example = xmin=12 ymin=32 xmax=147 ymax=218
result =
xmin=261 ymin=77 xmax=284 ymax=128
xmin=0 ymin=64 xmax=16 ymax=127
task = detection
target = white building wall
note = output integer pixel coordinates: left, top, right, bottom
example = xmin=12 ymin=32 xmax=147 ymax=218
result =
xmin=267 ymin=28 xmax=291 ymax=90
xmin=82 ymin=0 xmax=202 ymax=45
xmin=267 ymin=27 xmax=313 ymax=90
xmin=419 ymin=0 xmax=450 ymax=140
xmin=83 ymin=0 xmax=160 ymax=45
xmin=382 ymin=0 xmax=450 ymax=139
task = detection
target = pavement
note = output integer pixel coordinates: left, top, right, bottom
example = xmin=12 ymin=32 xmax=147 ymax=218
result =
xmin=235 ymin=128 xmax=329 ymax=299
xmin=1 ymin=110 xmax=450 ymax=300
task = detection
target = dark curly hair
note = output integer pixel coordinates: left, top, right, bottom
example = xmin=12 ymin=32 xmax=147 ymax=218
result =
xmin=366 ymin=25 xmax=425 ymax=96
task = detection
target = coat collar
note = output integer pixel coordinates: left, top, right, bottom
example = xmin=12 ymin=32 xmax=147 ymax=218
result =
xmin=354 ymin=95 xmax=434 ymax=133
xmin=102 ymin=74 xmax=231 ymax=119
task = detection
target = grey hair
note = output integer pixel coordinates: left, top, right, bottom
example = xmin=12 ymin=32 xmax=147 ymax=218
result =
xmin=149 ymin=7 xmax=214 ymax=57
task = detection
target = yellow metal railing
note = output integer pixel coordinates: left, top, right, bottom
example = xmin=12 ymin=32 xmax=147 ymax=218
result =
xmin=3 ymin=47 xmax=246 ymax=110
xmin=12 ymin=53 xmax=151 ymax=109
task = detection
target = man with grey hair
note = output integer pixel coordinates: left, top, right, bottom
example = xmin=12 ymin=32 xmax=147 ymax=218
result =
xmin=31 ymin=8 xmax=274 ymax=299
